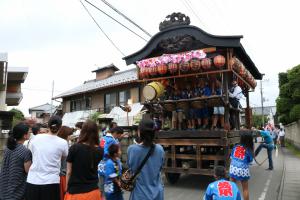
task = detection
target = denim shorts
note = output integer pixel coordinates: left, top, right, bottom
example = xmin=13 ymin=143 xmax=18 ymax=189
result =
xmin=213 ymin=107 xmax=225 ymax=115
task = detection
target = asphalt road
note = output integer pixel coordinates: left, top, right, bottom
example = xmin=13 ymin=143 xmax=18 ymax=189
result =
xmin=124 ymin=143 xmax=284 ymax=200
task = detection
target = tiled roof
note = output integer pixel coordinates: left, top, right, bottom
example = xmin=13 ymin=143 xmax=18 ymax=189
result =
xmin=252 ymin=106 xmax=276 ymax=116
xmin=29 ymin=103 xmax=57 ymax=113
xmin=54 ymin=68 xmax=137 ymax=99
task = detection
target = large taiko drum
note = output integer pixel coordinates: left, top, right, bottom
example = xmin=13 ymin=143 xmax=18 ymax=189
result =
xmin=143 ymin=82 xmax=165 ymax=101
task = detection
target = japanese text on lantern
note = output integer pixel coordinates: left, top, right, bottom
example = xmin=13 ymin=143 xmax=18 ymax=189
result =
xmin=234 ymin=146 xmax=246 ymax=160
xmin=218 ymin=181 xmax=233 ymax=197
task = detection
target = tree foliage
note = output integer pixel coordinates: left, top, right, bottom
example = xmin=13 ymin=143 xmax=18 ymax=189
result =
xmin=252 ymin=115 xmax=267 ymax=128
xmin=9 ymin=108 xmax=25 ymax=127
xmin=276 ymin=64 xmax=300 ymax=124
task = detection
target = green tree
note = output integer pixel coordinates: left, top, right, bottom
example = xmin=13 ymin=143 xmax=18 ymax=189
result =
xmin=9 ymin=108 xmax=25 ymax=127
xmin=88 ymin=112 xmax=102 ymax=123
xmin=276 ymin=64 xmax=300 ymax=124
xmin=252 ymin=114 xmax=267 ymax=128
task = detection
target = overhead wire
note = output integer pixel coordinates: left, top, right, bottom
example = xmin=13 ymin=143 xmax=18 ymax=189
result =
xmin=83 ymin=0 xmax=148 ymax=42
xmin=79 ymin=0 xmax=126 ymax=56
xmin=98 ymin=0 xmax=152 ymax=37
xmin=180 ymin=0 xmax=210 ymax=32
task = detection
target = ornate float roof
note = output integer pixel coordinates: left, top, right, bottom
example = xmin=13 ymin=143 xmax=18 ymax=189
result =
xmin=123 ymin=13 xmax=262 ymax=80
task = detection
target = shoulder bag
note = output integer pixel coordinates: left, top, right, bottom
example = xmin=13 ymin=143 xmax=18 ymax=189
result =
xmin=120 ymin=144 xmax=155 ymax=191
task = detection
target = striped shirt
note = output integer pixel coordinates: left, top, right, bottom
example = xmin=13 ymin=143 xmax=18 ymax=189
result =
xmin=0 ymin=144 xmax=32 ymax=200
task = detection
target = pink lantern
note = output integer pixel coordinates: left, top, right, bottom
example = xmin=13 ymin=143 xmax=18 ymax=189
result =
xmin=201 ymin=58 xmax=212 ymax=70
xmin=213 ymin=55 xmax=226 ymax=68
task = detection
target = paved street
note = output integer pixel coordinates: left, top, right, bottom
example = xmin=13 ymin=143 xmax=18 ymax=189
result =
xmin=124 ymin=144 xmax=285 ymax=200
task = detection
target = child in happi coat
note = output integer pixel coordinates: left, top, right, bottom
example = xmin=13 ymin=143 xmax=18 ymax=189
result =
xmin=104 ymin=144 xmax=123 ymax=200
xmin=204 ymin=166 xmax=241 ymax=200
xmin=229 ymin=133 xmax=254 ymax=200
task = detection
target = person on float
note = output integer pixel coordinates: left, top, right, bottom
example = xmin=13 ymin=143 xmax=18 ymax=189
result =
xmin=171 ymin=84 xmax=184 ymax=130
xmin=198 ymin=79 xmax=212 ymax=130
xmin=228 ymin=80 xmax=243 ymax=130
xmin=204 ymin=166 xmax=241 ymax=200
xmin=211 ymin=79 xmax=225 ymax=130
xmin=182 ymin=84 xmax=195 ymax=130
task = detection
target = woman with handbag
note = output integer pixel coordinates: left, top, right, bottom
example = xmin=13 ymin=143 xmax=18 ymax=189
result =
xmin=126 ymin=119 xmax=165 ymax=200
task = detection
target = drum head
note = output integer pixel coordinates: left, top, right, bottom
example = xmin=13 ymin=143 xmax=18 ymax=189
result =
xmin=143 ymin=85 xmax=156 ymax=100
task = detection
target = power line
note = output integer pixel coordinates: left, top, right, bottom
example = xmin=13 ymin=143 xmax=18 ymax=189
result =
xmin=80 ymin=0 xmax=126 ymax=56
xmin=99 ymin=0 xmax=152 ymax=37
xmin=83 ymin=0 xmax=148 ymax=42
xmin=181 ymin=0 xmax=210 ymax=31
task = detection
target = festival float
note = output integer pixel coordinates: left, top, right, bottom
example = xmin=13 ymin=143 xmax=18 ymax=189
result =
xmin=123 ymin=13 xmax=262 ymax=183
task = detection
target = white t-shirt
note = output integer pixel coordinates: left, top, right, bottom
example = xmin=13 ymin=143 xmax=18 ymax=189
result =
xmin=279 ymin=130 xmax=285 ymax=137
xmin=27 ymin=134 xmax=68 ymax=185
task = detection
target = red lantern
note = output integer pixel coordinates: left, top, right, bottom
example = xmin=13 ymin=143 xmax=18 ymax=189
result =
xmin=168 ymin=63 xmax=178 ymax=74
xmin=245 ymin=70 xmax=252 ymax=82
xmin=239 ymin=65 xmax=246 ymax=76
xmin=148 ymin=66 xmax=158 ymax=76
xmin=139 ymin=67 xmax=149 ymax=79
xmin=157 ymin=64 xmax=168 ymax=75
xmin=201 ymin=58 xmax=212 ymax=70
xmin=213 ymin=55 xmax=226 ymax=68
xmin=179 ymin=62 xmax=190 ymax=73
xmin=190 ymin=59 xmax=201 ymax=72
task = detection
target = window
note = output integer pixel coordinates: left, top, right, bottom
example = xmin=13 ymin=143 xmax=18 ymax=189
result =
xmin=70 ymin=97 xmax=91 ymax=112
xmin=105 ymin=93 xmax=117 ymax=113
xmin=119 ymin=90 xmax=131 ymax=106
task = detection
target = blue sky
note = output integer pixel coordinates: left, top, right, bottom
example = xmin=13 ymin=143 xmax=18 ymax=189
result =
xmin=1 ymin=0 xmax=300 ymax=115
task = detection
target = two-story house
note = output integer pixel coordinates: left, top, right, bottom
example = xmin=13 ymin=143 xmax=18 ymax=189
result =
xmin=54 ymin=64 xmax=142 ymax=120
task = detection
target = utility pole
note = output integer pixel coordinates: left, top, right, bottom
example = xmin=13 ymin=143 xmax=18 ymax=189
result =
xmin=51 ymin=80 xmax=54 ymax=116
xmin=260 ymin=73 xmax=265 ymax=127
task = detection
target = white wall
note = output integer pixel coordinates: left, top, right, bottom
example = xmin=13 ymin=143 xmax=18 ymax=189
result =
xmin=285 ymin=120 xmax=300 ymax=150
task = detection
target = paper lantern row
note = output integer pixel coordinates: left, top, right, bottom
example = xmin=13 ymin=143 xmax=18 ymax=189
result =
xmin=230 ymin=57 xmax=257 ymax=88
xmin=139 ymin=55 xmax=226 ymax=78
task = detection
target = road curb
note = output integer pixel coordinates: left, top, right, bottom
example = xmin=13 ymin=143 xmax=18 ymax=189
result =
xmin=277 ymin=148 xmax=286 ymax=200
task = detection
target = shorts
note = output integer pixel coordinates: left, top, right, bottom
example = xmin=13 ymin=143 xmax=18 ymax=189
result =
xmin=187 ymin=109 xmax=196 ymax=120
xmin=213 ymin=107 xmax=225 ymax=115
xmin=172 ymin=110 xmax=184 ymax=122
xmin=195 ymin=108 xmax=209 ymax=118
xmin=26 ymin=183 xmax=60 ymax=200
xmin=65 ymin=189 xmax=102 ymax=200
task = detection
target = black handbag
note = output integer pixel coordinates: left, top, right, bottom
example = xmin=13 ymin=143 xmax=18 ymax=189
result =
xmin=120 ymin=144 xmax=155 ymax=191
